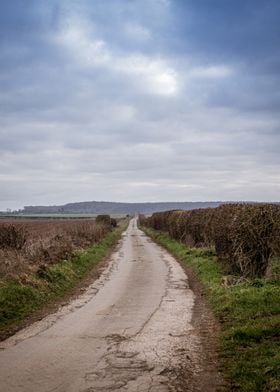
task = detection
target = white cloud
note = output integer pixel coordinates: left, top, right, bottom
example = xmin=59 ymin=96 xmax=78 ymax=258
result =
xmin=56 ymin=21 xmax=179 ymax=96
xmin=190 ymin=65 xmax=233 ymax=79
xmin=57 ymin=24 xmax=110 ymax=66
xmin=116 ymin=54 xmax=179 ymax=96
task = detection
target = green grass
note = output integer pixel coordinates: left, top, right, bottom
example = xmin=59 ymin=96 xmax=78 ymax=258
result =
xmin=0 ymin=223 xmax=127 ymax=332
xmin=142 ymin=227 xmax=280 ymax=392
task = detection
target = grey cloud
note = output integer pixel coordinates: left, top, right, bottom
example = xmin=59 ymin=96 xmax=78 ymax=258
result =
xmin=0 ymin=1 xmax=279 ymax=209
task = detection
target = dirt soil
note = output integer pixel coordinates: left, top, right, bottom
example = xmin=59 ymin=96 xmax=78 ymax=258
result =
xmin=0 ymin=218 xmax=225 ymax=391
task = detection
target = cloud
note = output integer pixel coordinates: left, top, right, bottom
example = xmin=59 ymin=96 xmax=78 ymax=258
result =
xmin=56 ymin=20 xmax=179 ymax=96
xmin=0 ymin=0 xmax=279 ymax=209
xmin=189 ymin=65 xmax=233 ymax=79
xmin=124 ymin=23 xmax=151 ymax=42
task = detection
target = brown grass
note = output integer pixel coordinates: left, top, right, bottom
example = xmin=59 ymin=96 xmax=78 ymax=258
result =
xmin=0 ymin=219 xmax=112 ymax=277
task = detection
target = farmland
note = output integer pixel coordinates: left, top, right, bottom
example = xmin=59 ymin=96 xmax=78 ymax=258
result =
xmin=0 ymin=218 xmax=117 ymax=277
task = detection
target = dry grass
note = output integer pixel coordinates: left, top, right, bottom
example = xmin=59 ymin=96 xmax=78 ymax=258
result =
xmin=0 ymin=219 xmax=112 ymax=277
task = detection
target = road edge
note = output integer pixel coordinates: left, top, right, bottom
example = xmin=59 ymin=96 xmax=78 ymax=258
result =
xmin=140 ymin=225 xmax=226 ymax=391
xmin=0 ymin=221 xmax=129 ymax=341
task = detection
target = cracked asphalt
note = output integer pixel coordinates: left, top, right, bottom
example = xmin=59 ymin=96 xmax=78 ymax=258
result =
xmin=0 ymin=218 xmax=222 ymax=391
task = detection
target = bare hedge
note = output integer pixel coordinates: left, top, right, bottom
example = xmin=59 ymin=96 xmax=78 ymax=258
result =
xmin=140 ymin=204 xmax=280 ymax=278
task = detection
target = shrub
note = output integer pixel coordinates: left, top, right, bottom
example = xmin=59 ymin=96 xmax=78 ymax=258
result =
xmin=0 ymin=225 xmax=27 ymax=250
xmin=213 ymin=204 xmax=280 ymax=277
xmin=95 ymin=215 xmax=112 ymax=226
xmin=142 ymin=204 xmax=280 ymax=278
xmin=110 ymin=218 xmax=117 ymax=227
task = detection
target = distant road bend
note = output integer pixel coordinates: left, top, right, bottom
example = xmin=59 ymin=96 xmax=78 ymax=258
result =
xmin=0 ymin=218 xmax=222 ymax=391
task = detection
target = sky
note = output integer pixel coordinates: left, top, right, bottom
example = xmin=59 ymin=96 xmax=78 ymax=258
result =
xmin=0 ymin=0 xmax=280 ymax=210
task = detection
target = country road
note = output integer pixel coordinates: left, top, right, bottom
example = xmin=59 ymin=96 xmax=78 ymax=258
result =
xmin=0 ymin=218 xmax=222 ymax=392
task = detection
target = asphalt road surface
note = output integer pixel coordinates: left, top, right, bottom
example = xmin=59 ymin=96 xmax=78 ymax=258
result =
xmin=0 ymin=218 xmax=221 ymax=391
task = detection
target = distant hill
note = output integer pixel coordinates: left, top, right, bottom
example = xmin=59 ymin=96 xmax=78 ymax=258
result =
xmin=20 ymin=201 xmax=223 ymax=215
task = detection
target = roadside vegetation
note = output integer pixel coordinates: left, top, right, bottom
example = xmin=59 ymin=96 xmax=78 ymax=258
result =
xmin=0 ymin=217 xmax=127 ymax=336
xmin=0 ymin=217 xmax=117 ymax=276
xmin=140 ymin=205 xmax=280 ymax=391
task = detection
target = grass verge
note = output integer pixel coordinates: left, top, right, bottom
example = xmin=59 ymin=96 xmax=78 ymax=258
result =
xmin=0 ymin=223 xmax=127 ymax=334
xmin=142 ymin=226 xmax=280 ymax=392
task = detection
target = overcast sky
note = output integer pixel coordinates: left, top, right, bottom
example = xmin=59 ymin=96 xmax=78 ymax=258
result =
xmin=1 ymin=0 xmax=280 ymax=209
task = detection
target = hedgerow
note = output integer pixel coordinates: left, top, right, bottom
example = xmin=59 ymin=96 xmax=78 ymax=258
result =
xmin=140 ymin=204 xmax=280 ymax=277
